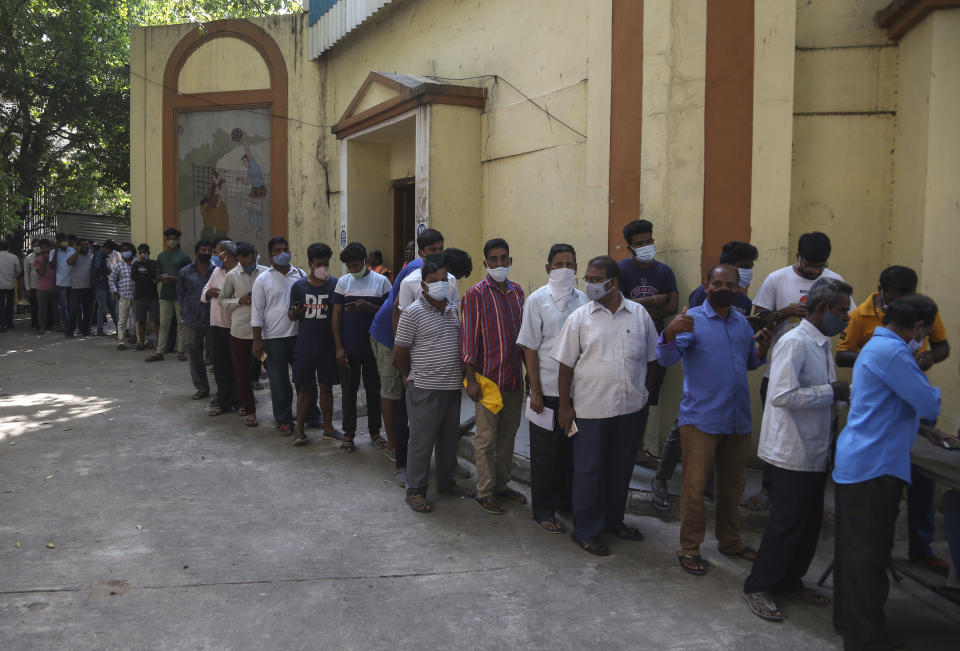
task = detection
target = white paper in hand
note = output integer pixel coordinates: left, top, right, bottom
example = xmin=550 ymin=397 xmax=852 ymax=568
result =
xmin=525 ymin=397 xmax=555 ymax=431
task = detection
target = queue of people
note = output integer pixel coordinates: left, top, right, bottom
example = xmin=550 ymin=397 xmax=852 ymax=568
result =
xmin=3 ymin=221 xmax=957 ymax=651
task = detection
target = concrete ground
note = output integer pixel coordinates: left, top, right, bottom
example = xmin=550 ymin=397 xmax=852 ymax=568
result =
xmin=0 ymin=313 xmax=958 ymax=650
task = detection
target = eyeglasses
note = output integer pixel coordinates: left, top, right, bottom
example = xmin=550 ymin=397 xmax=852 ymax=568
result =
xmin=799 ymin=257 xmax=828 ymax=271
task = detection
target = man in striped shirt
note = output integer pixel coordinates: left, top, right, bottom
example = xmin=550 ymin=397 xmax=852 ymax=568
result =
xmin=394 ymin=261 xmax=467 ymax=513
xmin=109 ymin=242 xmax=136 ymax=350
xmin=462 ymin=238 xmax=526 ymax=515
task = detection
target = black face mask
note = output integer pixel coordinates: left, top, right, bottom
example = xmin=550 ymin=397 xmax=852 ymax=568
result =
xmin=197 ymin=253 xmax=212 ymax=264
xmin=708 ymin=289 xmax=738 ymax=309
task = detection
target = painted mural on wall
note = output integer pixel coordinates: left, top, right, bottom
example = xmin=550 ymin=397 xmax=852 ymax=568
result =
xmin=177 ymin=108 xmax=271 ymax=253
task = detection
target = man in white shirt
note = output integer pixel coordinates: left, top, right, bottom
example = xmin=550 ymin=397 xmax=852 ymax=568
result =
xmin=24 ymin=239 xmax=39 ymax=331
xmin=747 ymin=231 xmax=854 ymax=510
xmin=554 ymin=256 xmax=659 ymax=556
xmin=251 ymin=236 xmax=311 ymax=438
xmin=219 ymin=242 xmax=269 ymax=427
xmin=0 ymin=240 xmax=22 ymax=332
xmin=517 ymin=243 xmax=587 ymax=534
xmin=743 ymin=277 xmax=853 ymax=622
xmin=202 ymin=240 xmax=240 ymax=417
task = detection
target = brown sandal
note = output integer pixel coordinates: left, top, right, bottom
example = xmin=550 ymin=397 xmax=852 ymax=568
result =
xmin=405 ymin=493 xmax=433 ymax=513
xmin=245 ymin=415 xmax=258 ymax=427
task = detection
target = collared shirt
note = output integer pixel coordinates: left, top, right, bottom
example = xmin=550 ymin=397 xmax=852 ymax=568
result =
xmin=201 ymin=266 xmax=232 ymax=329
xmin=219 ymin=264 xmax=269 ymax=339
xmin=24 ymin=252 xmax=37 ymax=291
xmin=552 ymin=297 xmax=659 ymax=419
xmin=395 ymin=295 xmax=463 ymax=390
xmin=369 ymin=258 xmax=423 ymax=349
xmin=251 ymin=266 xmax=306 ymax=339
xmin=49 ymin=246 xmax=75 ymax=287
xmin=833 ymin=327 xmax=941 ymax=485
xmin=0 ymin=251 xmax=22 ymax=290
xmin=90 ymin=251 xmax=112 ymax=290
xmin=517 ymin=284 xmax=588 ymax=397
xmin=177 ymin=261 xmax=214 ymax=328
xmin=758 ymin=319 xmax=837 ymax=472
xmin=109 ymin=262 xmax=135 ymax=299
xmin=397 ymin=268 xmax=460 ymax=311
xmin=70 ymin=251 xmax=94 ymax=289
xmin=657 ymin=300 xmax=764 ymax=434
xmin=460 ymin=275 xmax=525 ymax=391
xmin=839 ymin=291 xmax=948 ymax=359
xmin=106 ymin=249 xmax=121 ymax=271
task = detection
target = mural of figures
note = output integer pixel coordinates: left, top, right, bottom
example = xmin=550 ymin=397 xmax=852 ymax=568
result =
xmin=177 ymin=108 xmax=271 ymax=253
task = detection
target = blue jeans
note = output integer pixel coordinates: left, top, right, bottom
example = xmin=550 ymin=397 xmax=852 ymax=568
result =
xmin=56 ymin=285 xmax=70 ymax=328
xmin=263 ymin=337 xmax=320 ymax=427
xmin=95 ymin=287 xmax=117 ymax=331
xmin=907 ymin=466 xmax=936 ymax=558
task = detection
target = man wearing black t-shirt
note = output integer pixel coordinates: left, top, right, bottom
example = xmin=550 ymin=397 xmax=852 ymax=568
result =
xmin=131 ymin=244 xmax=160 ymax=350
xmin=288 ymin=243 xmax=344 ymax=445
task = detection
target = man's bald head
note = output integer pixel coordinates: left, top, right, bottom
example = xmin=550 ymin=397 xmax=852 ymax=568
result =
xmin=707 ymin=264 xmax=739 ymax=285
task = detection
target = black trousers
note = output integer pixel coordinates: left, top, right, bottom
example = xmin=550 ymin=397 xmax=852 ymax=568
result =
xmin=67 ymin=287 xmax=94 ymax=335
xmin=529 ymin=395 xmax=574 ymax=520
xmin=395 ymin=387 xmax=409 ymax=469
xmin=744 ymin=466 xmax=827 ymax=594
xmin=210 ymin=326 xmax=238 ymax=410
xmin=0 ymin=289 xmax=14 ymax=328
xmin=833 ymin=475 xmax=904 ymax=651
xmin=341 ymin=351 xmax=381 ymax=436
xmin=28 ymin=288 xmax=38 ymax=329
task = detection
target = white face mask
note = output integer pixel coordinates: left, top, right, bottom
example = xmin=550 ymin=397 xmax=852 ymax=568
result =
xmin=633 ymin=243 xmax=655 ymax=264
xmin=737 ymin=268 xmax=753 ymax=289
xmin=33 ymin=246 xmax=40 ymax=254
xmin=548 ymin=267 xmax=575 ymax=296
xmin=487 ymin=265 xmax=511 ymax=282
xmin=424 ymin=280 xmax=449 ymax=301
xmin=585 ymin=279 xmax=612 ymax=302
xmin=313 ymin=266 xmax=328 ymax=281
xmin=908 ymin=338 xmax=922 ymax=354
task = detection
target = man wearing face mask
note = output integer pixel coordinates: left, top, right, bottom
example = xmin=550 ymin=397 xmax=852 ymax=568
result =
xmin=202 ymin=240 xmax=240 ymax=416
xmin=49 ymin=232 xmax=75 ymax=331
xmin=219 ymin=242 xmax=268 ymax=427
xmin=463 ymin=238 xmax=526 ymax=515
xmin=251 ymin=236 xmax=312 ymax=439
xmin=837 ymin=265 xmax=951 ymax=577
xmin=658 ymin=264 xmax=773 ymax=575
xmin=652 ymin=241 xmax=759 ymax=510
xmin=131 ymin=244 xmax=161 ymax=351
xmin=149 ymin=227 xmax=191 ymax=362
xmin=91 ymin=240 xmax=119 ymax=336
xmin=0 ymin=240 xmax=22 ymax=332
xmin=109 ymin=242 xmax=136 ymax=348
xmin=394 ymin=261 xmax=470 ymax=513
xmin=332 ymin=241 xmax=392 ymax=452
xmin=742 ymin=277 xmax=853 ymax=622
xmin=832 ymin=295 xmax=947 ymax=650
xmin=746 ymin=231 xmax=854 ymax=511
xmin=177 ymin=239 xmax=215 ymax=401
xmin=65 ymin=238 xmax=94 ymax=338
xmin=23 ymin=239 xmax=40 ymax=331
xmin=288 ymin=242 xmax=342 ymax=445
xmin=553 ymin=256 xmax=658 ymax=555
xmin=617 ymin=219 xmax=679 ymax=468
xmin=516 ymin=243 xmax=588 ymax=534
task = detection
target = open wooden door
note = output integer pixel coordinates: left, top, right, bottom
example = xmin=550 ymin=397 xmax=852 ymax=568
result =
xmin=392 ymin=177 xmax=415 ymax=272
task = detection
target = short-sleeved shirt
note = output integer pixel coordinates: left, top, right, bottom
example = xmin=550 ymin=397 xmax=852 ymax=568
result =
xmin=369 ymin=258 xmax=423 ymax=349
xmin=0 ymin=251 xmax=21 ymax=290
xmin=552 ymin=297 xmax=659 ymax=419
xmin=290 ymin=276 xmax=339 ymax=357
xmin=131 ymin=258 xmax=159 ymax=300
xmin=70 ymin=252 xmax=94 ymax=289
xmin=157 ymin=248 xmax=191 ymax=301
xmin=50 ymin=246 xmax=75 ymax=287
xmin=752 ymin=265 xmax=853 ymax=378
xmin=839 ymin=291 xmax=947 ymax=360
xmin=333 ymin=270 xmax=392 ymax=357
xmin=617 ymin=259 xmax=678 ymax=331
xmin=397 ymin=268 xmax=460 ymax=311
xmin=33 ymin=256 xmax=55 ymax=291
xmin=516 ymin=285 xmax=588 ymax=397
xmin=395 ymin=295 xmax=463 ymax=390
xmin=688 ymin=284 xmax=753 ymax=316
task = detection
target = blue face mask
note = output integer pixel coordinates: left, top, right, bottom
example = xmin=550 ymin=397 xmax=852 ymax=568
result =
xmin=242 ymin=263 xmax=257 ymax=273
xmin=273 ymin=252 xmax=291 ymax=266
xmin=211 ymin=255 xmax=223 ymax=268
xmin=121 ymin=251 xmax=133 ymax=260
xmin=821 ymin=311 xmax=847 ymax=337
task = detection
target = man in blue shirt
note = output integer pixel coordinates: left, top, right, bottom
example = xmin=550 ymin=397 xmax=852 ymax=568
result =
xmin=832 ymin=295 xmax=945 ymax=651
xmin=49 ymin=232 xmax=75 ymax=330
xmin=657 ymin=264 xmax=772 ymax=576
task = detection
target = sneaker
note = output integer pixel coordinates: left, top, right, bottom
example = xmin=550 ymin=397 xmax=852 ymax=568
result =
xmin=395 ymin=469 xmax=407 ymax=487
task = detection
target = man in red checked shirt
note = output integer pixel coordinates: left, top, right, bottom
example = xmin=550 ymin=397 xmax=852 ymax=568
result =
xmin=462 ymin=238 xmax=526 ymax=516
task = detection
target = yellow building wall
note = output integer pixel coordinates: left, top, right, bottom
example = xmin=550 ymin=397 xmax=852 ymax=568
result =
xmin=344 ymin=140 xmax=392 ymax=259
xmin=178 ymin=37 xmax=270 ymax=93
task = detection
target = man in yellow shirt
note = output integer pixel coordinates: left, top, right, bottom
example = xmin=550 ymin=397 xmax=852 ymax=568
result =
xmin=837 ymin=265 xmax=951 ymax=574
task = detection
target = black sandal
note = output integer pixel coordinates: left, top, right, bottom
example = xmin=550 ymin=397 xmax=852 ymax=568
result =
xmin=572 ymin=534 xmax=611 ymax=556
xmin=535 ymin=518 xmax=565 ymax=534
xmin=369 ymin=433 xmax=387 ymax=449
xmin=605 ymin=524 xmax=644 ymax=541
xmin=651 ymin=478 xmax=671 ymax=511
xmin=405 ymin=493 xmax=433 ymax=513
xmin=678 ymin=554 xmax=707 ymax=576
xmin=340 ymin=438 xmax=356 ymax=453
xmin=496 ymin=487 xmax=527 ymax=505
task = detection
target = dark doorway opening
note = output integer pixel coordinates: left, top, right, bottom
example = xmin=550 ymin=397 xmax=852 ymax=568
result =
xmin=392 ymin=178 xmax=415 ymax=273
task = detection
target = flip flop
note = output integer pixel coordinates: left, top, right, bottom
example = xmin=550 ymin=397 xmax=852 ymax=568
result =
xmin=534 ymin=518 xmax=565 ymax=534
xmin=405 ymin=493 xmax=433 ymax=513
xmin=245 ymin=415 xmax=258 ymax=427
xmin=678 ymin=554 xmax=707 ymax=576
xmin=369 ymin=433 xmax=387 ymax=449
xmin=722 ymin=545 xmax=757 ymax=562
xmin=605 ymin=524 xmax=644 ymax=541
xmin=572 ymin=534 xmax=611 ymax=556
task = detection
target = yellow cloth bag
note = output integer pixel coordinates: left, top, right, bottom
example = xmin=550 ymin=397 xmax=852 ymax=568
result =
xmin=464 ymin=373 xmax=503 ymax=414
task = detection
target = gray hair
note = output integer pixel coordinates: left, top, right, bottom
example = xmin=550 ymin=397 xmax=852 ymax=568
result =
xmin=807 ymin=277 xmax=853 ymax=313
xmin=218 ymin=240 xmax=237 ymax=257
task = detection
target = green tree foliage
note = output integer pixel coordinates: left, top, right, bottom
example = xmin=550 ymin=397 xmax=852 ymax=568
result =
xmin=0 ymin=0 xmax=301 ymax=235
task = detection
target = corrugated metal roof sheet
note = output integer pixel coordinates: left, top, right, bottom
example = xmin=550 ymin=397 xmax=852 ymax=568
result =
xmin=56 ymin=212 xmax=131 ymax=245
xmin=308 ymin=0 xmax=394 ymax=58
